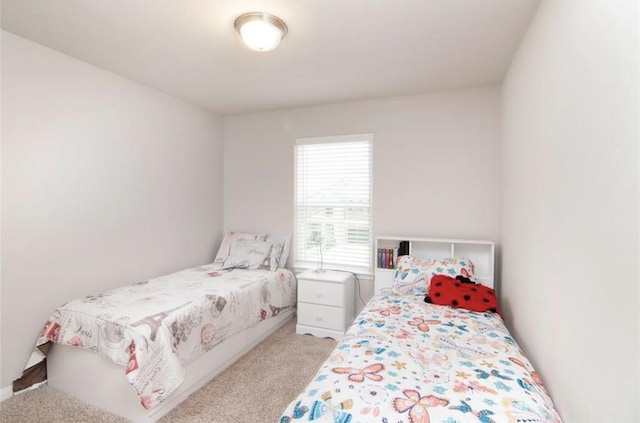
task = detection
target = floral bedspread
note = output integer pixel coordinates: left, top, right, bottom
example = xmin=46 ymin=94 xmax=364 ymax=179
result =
xmin=280 ymin=291 xmax=562 ymax=423
xmin=23 ymin=265 xmax=296 ymax=410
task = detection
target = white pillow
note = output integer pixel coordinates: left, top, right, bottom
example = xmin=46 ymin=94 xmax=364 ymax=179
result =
xmin=222 ymin=239 xmax=273 ymax=270
xmin=392 ymin=256 xmax=437 ymax=295
xmin=213 ymin=231 xmax=267 ymax=266
xmin=427 ymin=258 xmax=476 ymax=281
xmin=266 ymin=234 xmax=291 ymax=268
xmin=392 ymin=256 xmax=476 ymax=295
xmin=265 ymin=237 xmax=286 ymax=271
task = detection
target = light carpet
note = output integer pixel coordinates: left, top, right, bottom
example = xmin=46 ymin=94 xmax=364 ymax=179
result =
xmin=0 ymin=318 xmax=337 ymax=423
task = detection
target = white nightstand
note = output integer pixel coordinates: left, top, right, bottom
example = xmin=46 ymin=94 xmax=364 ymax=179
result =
xmin=296 ymin=270 xmax=355 ymax=341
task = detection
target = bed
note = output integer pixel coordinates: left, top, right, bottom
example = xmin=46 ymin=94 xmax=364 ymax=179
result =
xmin=14 ymin=232 xmax=296 ymax=422
xmin=280 ymin=239 xmax=562 ymax=423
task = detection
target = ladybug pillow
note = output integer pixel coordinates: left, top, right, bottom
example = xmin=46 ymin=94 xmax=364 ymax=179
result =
xmin=425 ymin=274 xmax=502 ymax=316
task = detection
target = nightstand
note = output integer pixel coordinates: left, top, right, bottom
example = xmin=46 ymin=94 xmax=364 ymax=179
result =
xmin=296 ymin=270 xmax=355 ymax=340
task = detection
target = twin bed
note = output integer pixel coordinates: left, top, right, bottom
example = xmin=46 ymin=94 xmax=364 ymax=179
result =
xmin=44 ymin=266 xmax=296 ymax=422
xmin=279 ymin=240 xmax=562 ymax=423
xmin=15 ymin=235 xmax=562 ymax=422
xmin=279 ymin=291 xmax=561 ymax=423
xmin=14 ymin=231 xmax=297 ymax=422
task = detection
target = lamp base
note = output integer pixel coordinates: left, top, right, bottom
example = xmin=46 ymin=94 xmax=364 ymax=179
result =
xmin=313 ymin=268 xmax=326 ymax=273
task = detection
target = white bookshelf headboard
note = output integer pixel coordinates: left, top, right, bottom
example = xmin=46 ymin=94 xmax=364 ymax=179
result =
xmin=374 ymin=236 xmax=496 ymax=292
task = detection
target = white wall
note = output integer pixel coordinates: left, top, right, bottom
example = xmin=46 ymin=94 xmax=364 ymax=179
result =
xmin=0 ymin=32 xmax=224 ymax=390
xmin=501 ymin=1 xmax=639 ymax=421
xmin=224 ymin=86 xmax=501 ymax=303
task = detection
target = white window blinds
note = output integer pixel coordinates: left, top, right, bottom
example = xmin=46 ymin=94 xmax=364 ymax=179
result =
xmin=295 ymin=134 xmax=373 ymax=274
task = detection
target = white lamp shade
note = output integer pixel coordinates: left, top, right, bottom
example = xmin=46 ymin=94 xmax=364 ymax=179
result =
xmin=235 ymin=12 xmax=288 ymax=52
xmin=239 ymin=20 xmax=282 ymax=51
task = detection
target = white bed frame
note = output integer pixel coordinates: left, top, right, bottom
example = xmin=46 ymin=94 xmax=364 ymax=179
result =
xmin=47 ymin=309 xmax=295 ymax=422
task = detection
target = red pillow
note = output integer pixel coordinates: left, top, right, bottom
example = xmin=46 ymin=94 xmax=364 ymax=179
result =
xmin=425 ymin=275 xmax=502 ymax=316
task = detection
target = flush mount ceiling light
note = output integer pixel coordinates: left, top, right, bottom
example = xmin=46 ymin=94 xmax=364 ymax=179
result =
xmin=234 ymin=12 xmax=288 ymax=52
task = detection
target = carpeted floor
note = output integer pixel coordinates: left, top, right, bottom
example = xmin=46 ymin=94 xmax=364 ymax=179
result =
xmin=0 ymin=318 xmax=337 ymax=423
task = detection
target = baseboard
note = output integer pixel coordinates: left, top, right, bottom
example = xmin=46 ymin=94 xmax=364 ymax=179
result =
xmin=1 ymin=385 xmax=13 ymax=402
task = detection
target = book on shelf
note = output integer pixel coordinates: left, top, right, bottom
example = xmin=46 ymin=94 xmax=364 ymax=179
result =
xmin=376 ymin=241 xmax=409 ymax=269
xmin=376 ymin=247 xmax=399 ymax=269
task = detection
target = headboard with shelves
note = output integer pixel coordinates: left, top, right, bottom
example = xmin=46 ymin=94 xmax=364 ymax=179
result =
xmin=374 ymin=236 xmax=496 ymax=293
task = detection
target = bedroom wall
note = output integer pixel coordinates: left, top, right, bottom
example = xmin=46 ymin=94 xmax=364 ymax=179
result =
xmin=500 ymin=0 xmax=639 ymax=421
xmin=0 ymin=32 xmax=224 ymax=392
xmin=223 ymin=86 xmax=501 ymax=303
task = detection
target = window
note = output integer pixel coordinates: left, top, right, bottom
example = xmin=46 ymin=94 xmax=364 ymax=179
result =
xmin=294 ymin=134 xmax=373 ymax=274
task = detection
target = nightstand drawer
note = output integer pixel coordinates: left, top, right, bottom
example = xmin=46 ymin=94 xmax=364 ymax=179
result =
xmin=297 ymin=303 xmax=345 ymax=331
xmin=298 ymin=280 xmax=344 ymax=307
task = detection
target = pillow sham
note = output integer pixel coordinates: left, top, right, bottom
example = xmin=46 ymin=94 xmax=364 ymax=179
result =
xmin=214 ymin=231 xmax=267 ymax=266
xmin=392 ymin=255 xmax=437 ymax=295
xmin=266 ymin=234 xmax=291 ymax=268
xmin=425 ymin=274 xmax=501 ymax=316
xmin=265 ymin=237 xmax=286 ymax=271
xmin=392 ymin=256 xmax=477 ymax=295
xmin=222 ymin=239 xmax=273 ymax=270
xmin=427 ymin=258 xmax=476 ymax=281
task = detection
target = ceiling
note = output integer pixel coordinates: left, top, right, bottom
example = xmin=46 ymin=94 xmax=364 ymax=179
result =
xmin=1 ymin=0 xmax=540 ymax=116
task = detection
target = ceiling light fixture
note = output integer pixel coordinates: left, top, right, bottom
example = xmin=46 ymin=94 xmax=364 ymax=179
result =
xmin=234 ymin=12 xmax=288 ymax=52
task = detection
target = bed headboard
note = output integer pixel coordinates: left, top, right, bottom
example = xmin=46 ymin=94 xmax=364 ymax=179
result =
xmin=374 ymin=236 xmax=496 ymax=293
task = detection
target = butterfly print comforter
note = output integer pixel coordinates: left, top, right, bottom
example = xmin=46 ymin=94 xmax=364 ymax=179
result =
xmin=17 ymin=265 xmax=296 ymax=411
xmin=280 ymin=291 xmax=562 ymax=423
